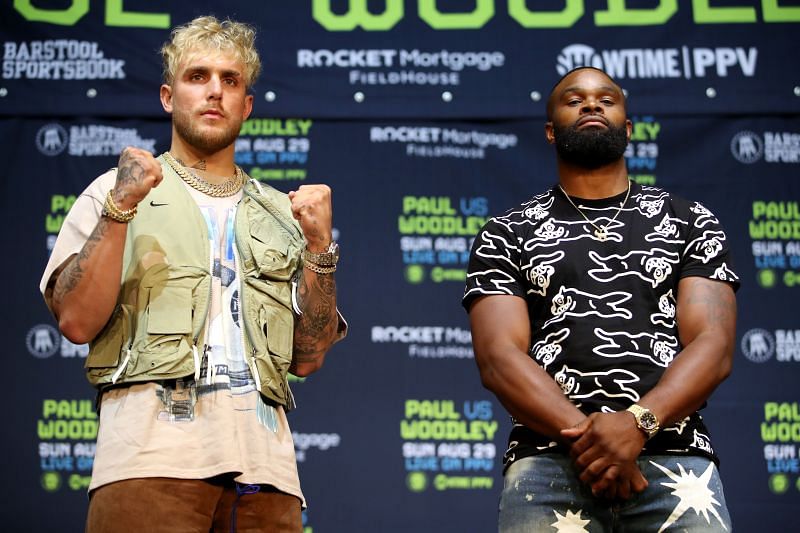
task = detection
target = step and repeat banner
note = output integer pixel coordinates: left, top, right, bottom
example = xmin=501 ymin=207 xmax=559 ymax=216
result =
xmin=2 ymin=2 xmax=799 ymax=532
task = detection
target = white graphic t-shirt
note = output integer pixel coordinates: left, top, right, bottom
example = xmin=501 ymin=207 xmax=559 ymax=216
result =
xmin=463 ymin=182 xmax=740 ymax=471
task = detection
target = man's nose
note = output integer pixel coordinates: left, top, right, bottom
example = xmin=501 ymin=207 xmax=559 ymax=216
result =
xmin=581 ymin=97 xmax=602 ymax=114
xmin=207 ymin=76 xmax=222 ymax=99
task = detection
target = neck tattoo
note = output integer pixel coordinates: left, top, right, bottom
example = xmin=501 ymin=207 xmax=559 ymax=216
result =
xmin=163 ymin=152 xmax=244 ymax=198
xmin=558 ymin=180 xmax=631 ymax=242
xmin=173 ymin=156 xmax=207 ymax=171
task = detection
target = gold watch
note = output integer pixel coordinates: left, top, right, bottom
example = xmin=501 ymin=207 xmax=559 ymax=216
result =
xmin=626 ymin=404 xmax=660 ymax=439
xmin=303 ymin=241 xmax=339 ymax=267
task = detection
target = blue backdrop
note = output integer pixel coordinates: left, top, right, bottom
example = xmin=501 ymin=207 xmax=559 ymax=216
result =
xmin=2 ymin=2 xmax=799 ymax=531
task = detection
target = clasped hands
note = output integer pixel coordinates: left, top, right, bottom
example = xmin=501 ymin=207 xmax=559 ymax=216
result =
xmin=560 ymin=411 xmax=649 ymax=501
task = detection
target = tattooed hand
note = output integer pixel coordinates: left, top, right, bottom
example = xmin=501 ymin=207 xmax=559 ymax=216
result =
xmin=288 ymin=185 xmax=332 ymax=251
xmin=112 ymin=147 xmax=163 ymax=210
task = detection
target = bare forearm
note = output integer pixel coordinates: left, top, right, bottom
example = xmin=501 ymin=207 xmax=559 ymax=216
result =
xmin=640 ymin=332 xmax=733 ymax=427
xmin=290 ymin=268 xmax=338 ymax=376
xmin=469 ymin=296 xmax=586 ymax=441
xmin=477 ymin=347 xmax=586 ymax=442
xmin=52 ymin=217 xmax=127 ymax=343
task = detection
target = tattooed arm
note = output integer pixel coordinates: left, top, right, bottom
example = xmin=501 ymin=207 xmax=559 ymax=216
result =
xmin=51 ymin=147 xmax=162 ymax=344
xmin=290 ymin=267 xmax=339 ymax=376
xmin=287 ymin=184 xmax=340 ymax=376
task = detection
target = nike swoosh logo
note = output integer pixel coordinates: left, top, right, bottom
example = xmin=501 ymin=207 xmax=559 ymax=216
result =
xmin=150 ymin=201 xmax=168 ymax=207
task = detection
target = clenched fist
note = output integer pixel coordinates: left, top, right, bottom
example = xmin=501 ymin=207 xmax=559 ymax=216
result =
xmin=288 ymin=184 xmax=333 ymax=252
xmin=112 ymin=147 xmax=163 ymax=210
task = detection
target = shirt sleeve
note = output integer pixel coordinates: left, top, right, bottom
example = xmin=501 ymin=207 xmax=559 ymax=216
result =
xmin=462 ymin=217 xmax=528 ymax=312
xmin=680 ymin=201 xmax=741 ymax=292
xmin=39 ymin=170 xmax=117 ymax=314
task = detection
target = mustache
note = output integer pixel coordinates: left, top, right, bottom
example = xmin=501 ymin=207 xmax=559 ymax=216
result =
xmin=575 ymin=114 xmax=609 ymax=127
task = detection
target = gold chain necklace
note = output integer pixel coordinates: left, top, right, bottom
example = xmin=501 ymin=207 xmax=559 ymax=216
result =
xmin=163 ymin=152 xmax=244 ymax=197
xmin=558 ymin=180 xmax=631 ymax=242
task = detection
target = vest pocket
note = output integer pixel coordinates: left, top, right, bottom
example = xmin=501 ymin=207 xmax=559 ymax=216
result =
xmin=248 ymin=221 xmax=301 ymax=281
xmin=253 ymin=305 xmax=294 ymax=406
xmin=129 ymin=284 xmax=194 ymax=377
xmin=86 ymin=304 xmax=133 ymax=371
xmin=131 ymin=336 xmax=194 ymax=376
xmin=146 ymin=285 xmax=193 ymax=335
xmin=261 ymin=305 xmax=293 ymax=369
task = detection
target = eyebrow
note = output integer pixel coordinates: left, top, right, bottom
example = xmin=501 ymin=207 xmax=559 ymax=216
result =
xmin=184 ymin=66 xmax=242 ymax=79
xmin=559 ymin=84 xmax=621 ymax=98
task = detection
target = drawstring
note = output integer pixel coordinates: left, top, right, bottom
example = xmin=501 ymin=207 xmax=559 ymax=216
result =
xmin=230 ymin=483 xmax=261 ymax=532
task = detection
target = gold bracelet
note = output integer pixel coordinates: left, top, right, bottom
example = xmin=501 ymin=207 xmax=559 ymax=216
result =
xmin=102 ymin=189 xmax=137 ymax=223
xmin=304 ymin=261 xmax=336 ymax=275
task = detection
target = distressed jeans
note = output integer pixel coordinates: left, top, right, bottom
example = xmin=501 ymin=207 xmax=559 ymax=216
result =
xmin=499 ymin=454 xmax=732 ymax=532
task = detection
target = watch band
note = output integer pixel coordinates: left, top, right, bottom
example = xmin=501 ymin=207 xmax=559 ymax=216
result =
xmin=303 ymin=241 xmax=339 ymax=267
xmin=626 ymin=404 xmax=660 ymax=438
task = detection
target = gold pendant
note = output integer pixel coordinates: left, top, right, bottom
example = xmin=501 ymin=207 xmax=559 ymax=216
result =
xmin=594 ymin=228 xmax=608 ymax=241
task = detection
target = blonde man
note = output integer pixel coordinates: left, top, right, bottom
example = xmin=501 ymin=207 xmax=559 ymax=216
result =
xmin=41 ymin=16 xmax=345 ymax=532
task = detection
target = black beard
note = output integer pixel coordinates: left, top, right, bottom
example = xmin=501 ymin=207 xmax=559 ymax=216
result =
xmin=553 ymin=122 xmax=629 ymax=169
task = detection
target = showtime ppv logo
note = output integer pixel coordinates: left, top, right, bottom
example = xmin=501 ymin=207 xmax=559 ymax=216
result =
xmin=556 ymin=44 xmax=757 ymax=79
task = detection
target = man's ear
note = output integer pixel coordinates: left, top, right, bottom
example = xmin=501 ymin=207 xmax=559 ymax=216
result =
xmin=626 ymin=119 xmax=632 ymax=141
xmin=243 ymin=93 xmax=253 ymax=121
xmin=160 ymin=84 xmax=173 ymax=113
xmin=545 ymin=122 xmax=555 ymax=145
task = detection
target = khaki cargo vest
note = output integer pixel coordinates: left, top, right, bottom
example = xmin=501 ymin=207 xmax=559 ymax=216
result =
xmin=86 ymin=156 xmax=305 ymax=409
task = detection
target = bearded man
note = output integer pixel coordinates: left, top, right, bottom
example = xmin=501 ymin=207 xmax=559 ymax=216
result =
xmin=40 ymin=16 xmax=345 ymax=532
xmin=463 ymin=67 xmax=738 ymax=532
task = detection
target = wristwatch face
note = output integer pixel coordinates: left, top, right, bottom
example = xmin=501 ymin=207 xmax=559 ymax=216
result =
xmin=639 ymin=411 xmax=658 ymax=432
xmin=328 ymin=241 xmax=340 ymax=259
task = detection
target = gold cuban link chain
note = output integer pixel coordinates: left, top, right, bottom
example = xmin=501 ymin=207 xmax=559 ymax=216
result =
xmin=162 ymin=151 xmax=244 ymax=198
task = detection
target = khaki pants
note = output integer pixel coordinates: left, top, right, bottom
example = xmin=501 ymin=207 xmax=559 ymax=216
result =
xmin=86 ymin=476 xmax=302 ymax=533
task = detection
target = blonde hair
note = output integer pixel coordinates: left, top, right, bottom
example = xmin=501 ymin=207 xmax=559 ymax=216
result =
xmin=160 ymin=16 xmax=261 ymax=91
